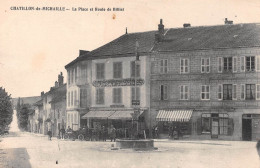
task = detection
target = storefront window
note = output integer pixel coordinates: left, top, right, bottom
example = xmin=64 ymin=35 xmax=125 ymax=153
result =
xmin=201 ymin=113 xmax=229 ymax=135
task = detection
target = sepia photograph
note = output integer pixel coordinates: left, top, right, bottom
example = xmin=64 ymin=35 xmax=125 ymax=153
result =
xmin=1 ymin=0 xmax=260 ymax=167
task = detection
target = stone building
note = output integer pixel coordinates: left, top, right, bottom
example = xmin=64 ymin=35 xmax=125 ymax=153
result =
xmin=150 ymin=20 xmax=260 ymax=141
xmin=65 ymin=50 xmax=92 ymax=130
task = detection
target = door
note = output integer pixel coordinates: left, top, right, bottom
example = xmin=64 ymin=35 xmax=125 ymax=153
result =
xmin=242 ymin=119 xmax=252 ymax=141
xmin=211 ymin=118 xmax=219 ymax=138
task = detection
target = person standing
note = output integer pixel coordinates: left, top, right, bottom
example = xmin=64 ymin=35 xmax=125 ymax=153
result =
xmin=110 ymin=125 xmax=116 ymax=142
xmin=47 ymin=130 xmax=52 ymax=141
xmin=60 ymin=127 xmax=65 ymax=139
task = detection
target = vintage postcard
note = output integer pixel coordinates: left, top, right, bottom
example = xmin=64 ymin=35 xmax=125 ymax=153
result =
xmin=0 ymin=0 xmax=260 ymax=167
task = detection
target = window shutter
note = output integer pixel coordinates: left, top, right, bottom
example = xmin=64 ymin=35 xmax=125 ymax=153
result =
xmin=228 ymin=118 xmax=234 ymax=136
xmin=232 ymin=84 xmax=237 ymax=100
xmin=218 ymin=57 xmax=222 ymax=73
xmin=256 ymin=56 xmax=260 ymax=72
xmin=233 ymin=57 xmax=237 ymax=72
xmin=241 ymin=56 xmax=245 ymax=72
xmin=197 ymin=118 xmax=202 ymax=135
xmin=241 ymin=84 xmax=245 ymax=100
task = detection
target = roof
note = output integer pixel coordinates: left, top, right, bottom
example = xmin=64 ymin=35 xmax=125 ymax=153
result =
xmin=65 ymin=31 xmax=156 ymax=68
xmin=65 ymin=23 xmax=260 ymax=68
xmin=153 ymin=23 xmax=260 ymax=52
xmin=12 ymin=96 xmax=41 ymax=107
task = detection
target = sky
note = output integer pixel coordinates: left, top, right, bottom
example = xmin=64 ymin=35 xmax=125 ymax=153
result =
xmin=0 ymin=0 xmax=260 ymax=98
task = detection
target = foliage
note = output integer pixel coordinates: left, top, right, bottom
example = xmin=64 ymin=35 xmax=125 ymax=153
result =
xmin=0 ymin=87 xmax=13 ymax=132
xmin=16 ymin=100 xmax=31 ymax=131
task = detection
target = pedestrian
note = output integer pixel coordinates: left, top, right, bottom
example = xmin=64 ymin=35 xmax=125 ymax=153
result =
xmin=168 ymin=126 xmax=173 ymax=139
xmin=110 ymin=125 xmax=116 ymax=142
xmin=101 ymin=126 xmax=107 ymax=141
xmin=60 ymin=127 xmax=65 ymax=139
xmin=154 ymin=125 xmax=159 ymax=139
xmin=47 ymin=130 xmax=52 ymax=141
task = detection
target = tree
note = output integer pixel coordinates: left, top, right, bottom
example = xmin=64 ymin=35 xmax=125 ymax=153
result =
xmin=16 ymin=101 xmax=31 ymax=131
xmin=0 ymin=87 xmax=13 ymax=132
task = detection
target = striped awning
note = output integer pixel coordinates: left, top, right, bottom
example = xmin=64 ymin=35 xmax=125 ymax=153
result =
xmin=81 ymin=111 xmax=115 ymax=119
xmin=156 ymin=110 xmax=193 ymax=122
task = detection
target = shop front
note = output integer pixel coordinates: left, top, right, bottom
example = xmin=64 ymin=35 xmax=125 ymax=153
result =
xmin=155 ymin=110 xmax=193 ymax=139
xmin=242 ymin=114 xmax=260 ymax=141
xmin=82 ymin=109 xmax=145 ymax=139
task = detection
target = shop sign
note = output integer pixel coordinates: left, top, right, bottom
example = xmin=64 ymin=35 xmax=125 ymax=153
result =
xmin=93 ymin=78 xmax=145 ymax=87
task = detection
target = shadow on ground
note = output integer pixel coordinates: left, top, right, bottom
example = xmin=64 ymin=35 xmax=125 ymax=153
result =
xmin=0 ymin=148 xmax=31 ymax=168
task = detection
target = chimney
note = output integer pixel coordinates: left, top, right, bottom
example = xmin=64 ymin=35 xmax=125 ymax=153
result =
xmin=58 ymin=72 xmax=64 ymax=86
xmin=158 ymin=19 xmax=164 ymax=34
xmin=125 ymin=27 xmax=128 ymax=34
xmin=155 ymin=19 xmax=165 ymax=43
xmin=183 ymin=23 xmax=191 ymax=28
xmin=79 ymin=50 xmax=89 ymax=57
xmin=41 ymin=91 xmax=44 ymax=98
xmin=55 ymin=81 xmax=58 ymax=88
xmin=225 ymin=18 xmax=233 ymax=25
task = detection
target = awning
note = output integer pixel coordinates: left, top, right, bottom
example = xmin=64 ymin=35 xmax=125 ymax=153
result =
xmin=156 ymin=110 xmax=193 ymax=122
xmin=108 ymin=111 xmax=133 ymax=120
xmin=82 ymin=111 xmax=115 ymax=119
xmin=108 ymin=110 xmax=144 ymax=120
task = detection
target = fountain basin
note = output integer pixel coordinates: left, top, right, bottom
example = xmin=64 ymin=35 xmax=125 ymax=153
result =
xmin=115 ymin=139 xmax=154 ymax=149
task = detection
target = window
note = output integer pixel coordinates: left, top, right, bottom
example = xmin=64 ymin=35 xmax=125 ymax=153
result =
xmin=113 ymin=88 xmax=122 ymax=104
xmin=223 ymin=57 xmax=232 ymax=72
xmin=68 ymin=92 xmax=70 ymax=107
xmin=233 ymin=57 xmax=237 ymax=72
xmin=180 ymin=58 xmax=189 ymax=73
xmin=223 ymin=84 xmax=232 ymax=100
xmin=241 ymin=84 xmax=245 ymax=100
xmin=201 ymin=85 xmax=210 ymax=100
xmin=81 ymin=65 xmax=87 ymax=81
xmin=241 ymin=56 xmax=245 ymax=72
xmin=96 ymin=88 xmax=104 ymax=104
xmin=246 ymin=56 xmax=255 ymax=72
xmin=219 ymin=114 xmax=229 ymax=135
xmin=201 ymin=113 xmax=228 ymax=135
xmin=218 ymin=84 xmax=223 ymax=100
xmin=74 ymin=90 xmax=77 ymax=106
xmin=232 ymin=84 xmax=237 ymax=100
xmin=71 ymin=91 xmax=74 ymax=106
xmin=160 ymin=59 xmax=168 ymax=73
xmin=96 ymin=63 xmax=105 ymax=79
xmin=201 ymin=58 xmax=210 ymax=73
xmin=201 ymin=114 xmax=211 ymax=133
xmin=68 ymin=71 xmax=70 ymax=85
xmin=180 ymin=85 xmax=189 ymax=100
xmin=218 ymin=57 xmax=222 ymax=73
xmin=80 ymin=88 xmax=87 ymax=108
xmin=113 ymin=62 xmax=122 ymax=78
xmin=246 ymin=84 xmax=255 ymax=100
xmin=70 ymin=70 xmax=73 ymax=84
xmin=257 ymin=84 xmax=260 ymax=100
xmin=160 ymin=85 xmax=168 ymax=100
xmin=131 ymin=87 xmax=140 ymax=101
xmin=131 ymin=61 xmax=140 ymax=77
xmin=75 ymin=67 xmax=77 ymax=83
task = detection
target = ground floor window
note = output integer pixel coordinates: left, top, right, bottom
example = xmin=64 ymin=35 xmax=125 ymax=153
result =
xmin=201 ymin=113 xmax=229 ymax=135
xmin=158 ymin=121 xmax=191 ymax=137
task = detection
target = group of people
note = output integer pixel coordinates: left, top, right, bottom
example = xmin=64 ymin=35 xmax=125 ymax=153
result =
xmin=55 ymin=125 xmax=117 ymax=142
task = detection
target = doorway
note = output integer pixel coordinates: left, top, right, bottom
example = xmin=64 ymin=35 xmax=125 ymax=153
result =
xmin=242 ymin=118 xmax=252 ymax=141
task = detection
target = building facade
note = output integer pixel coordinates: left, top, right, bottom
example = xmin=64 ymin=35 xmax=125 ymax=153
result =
xmin=150 ymin=21 xmax=260 ymax=141
xmin=65 ymin=51 xmax=92 ymax=130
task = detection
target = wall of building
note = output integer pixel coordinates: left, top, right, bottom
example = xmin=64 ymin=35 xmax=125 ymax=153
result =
xmin=91 ymin=56 xmax=149 ymax=108
xmin=150 ymin=47 xmax=260 ymax=140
